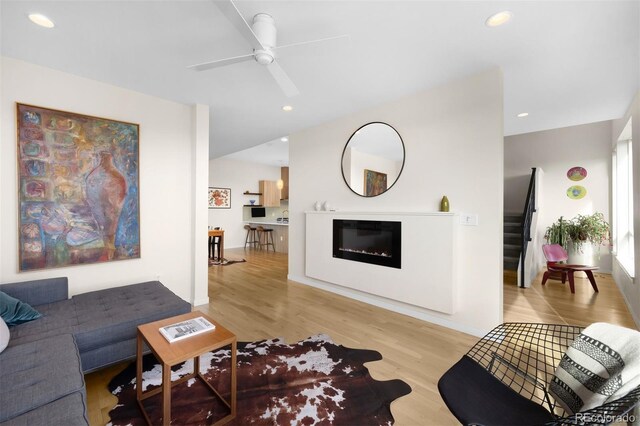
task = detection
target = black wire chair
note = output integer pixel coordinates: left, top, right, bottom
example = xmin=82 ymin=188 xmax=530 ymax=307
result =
xmin=438 ymin=323 xmax=640 ymax=425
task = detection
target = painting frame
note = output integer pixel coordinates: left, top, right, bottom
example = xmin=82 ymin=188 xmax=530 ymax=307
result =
xmin=363 ymin=169 xmax=388 ymax=197
xmin=16 ymin=103 xmax=141 ymax=272
xmin=209 ymin=187 xmax=231 ymax=209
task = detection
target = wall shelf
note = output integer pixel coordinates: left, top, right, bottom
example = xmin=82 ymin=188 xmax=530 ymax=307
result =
xmin=243 ymin=191 xmax=262 ymax=195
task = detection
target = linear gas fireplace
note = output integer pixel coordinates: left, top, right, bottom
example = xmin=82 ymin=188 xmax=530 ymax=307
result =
xmin=333 ymin=219 xmax=401 ymax=269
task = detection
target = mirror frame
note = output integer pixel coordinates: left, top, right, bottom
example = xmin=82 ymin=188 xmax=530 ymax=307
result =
xmin=340 ymin=121 xmax=406 ymax=197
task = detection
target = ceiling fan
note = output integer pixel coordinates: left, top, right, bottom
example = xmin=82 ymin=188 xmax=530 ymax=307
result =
xmin=188 ymin=0 xmax=349 ymax=97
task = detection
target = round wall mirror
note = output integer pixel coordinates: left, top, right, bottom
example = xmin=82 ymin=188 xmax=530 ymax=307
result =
xmin=341 ymin=122 xmax=405 ymax=197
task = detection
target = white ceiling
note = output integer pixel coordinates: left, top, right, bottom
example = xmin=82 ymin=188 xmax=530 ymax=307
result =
xmin=224 ymin=137 xmax=289 ymax=166
xmin=2 ymin=1 xmax=639 ymax=160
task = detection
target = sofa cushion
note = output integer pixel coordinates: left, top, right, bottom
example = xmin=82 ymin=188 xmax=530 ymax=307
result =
xmin=73 ymin=281 xmax=190 ymax=353
xmin=0 ymin=291 xmax=41 ymax=326
xmin=0 ymin=277 xmax=68 ymax=308
xmin=0 ymin=334 xmax=85 ymax=422
xmin=0 ymin=392 xmax=88 ymax=426
xmin=7 ymin=299 xmax=79 ymax=348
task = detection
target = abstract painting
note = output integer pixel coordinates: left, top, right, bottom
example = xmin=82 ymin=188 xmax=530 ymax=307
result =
xmin=17 ymin=103 xmax=140 ymax=271
xmin=364 ymin=169 xmax=387 ymax=197
xmin=567 ymin=185 xmax=587 ymax=200
xmin=567 ymin=166 xmax=587 ymax=181
xmin=209 ymin=187 xmax=231 ymax=209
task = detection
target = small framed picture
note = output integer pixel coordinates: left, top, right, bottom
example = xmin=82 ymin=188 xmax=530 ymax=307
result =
xmin=208 ymin=187 xmax=231 ymax=209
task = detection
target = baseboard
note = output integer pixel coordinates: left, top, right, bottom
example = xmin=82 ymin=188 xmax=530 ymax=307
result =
xmin=287 ymin=274 xmax=489 ymax=338
xmin=612 ymin=259 xmax=640 ymax=329
xmin=616 ymin=286 xmax=640 ymax=329
xmin=192 ymin=297 xmax=210 ymax=307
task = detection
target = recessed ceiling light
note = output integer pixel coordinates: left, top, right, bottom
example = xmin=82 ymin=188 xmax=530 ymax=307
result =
xmin=280 ymin=137 xmax=288 ymax=142
xmin=517 ymin=112 xmax=529 ymax=118
xmin=28 ymin=13 xmax=55 ymax=28
xmin=485 ymin=11 xmax=512 ymax=27
xmin=282 ymin=105 xmax=293 ymax=112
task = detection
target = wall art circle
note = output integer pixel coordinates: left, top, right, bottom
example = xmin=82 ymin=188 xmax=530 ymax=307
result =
xmin=567 ymin=185 xmax=587 ymax=199
xmin=567 ymin=166 xmax=587 ymax=181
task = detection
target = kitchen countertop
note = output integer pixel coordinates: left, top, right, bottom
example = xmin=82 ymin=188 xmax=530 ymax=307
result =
xmin=245 ymin=221 xmax=289 ymax=227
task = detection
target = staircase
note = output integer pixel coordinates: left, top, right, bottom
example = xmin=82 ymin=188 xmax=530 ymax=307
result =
xmin=504 ymin=213 xmax=523 ymax=271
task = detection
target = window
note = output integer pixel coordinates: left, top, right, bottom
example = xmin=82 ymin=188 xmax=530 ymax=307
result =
xmin=613 ymin=119 xmax=634 ymax=277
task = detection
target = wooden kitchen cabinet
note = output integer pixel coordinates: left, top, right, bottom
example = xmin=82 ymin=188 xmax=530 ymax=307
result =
xmin=259 ymin=180 xmax=281 ymax=207
xmin=280 ymin=167 xmax=289 ymax=200
xmin=271 ymin=226 xmax=288 ymax=254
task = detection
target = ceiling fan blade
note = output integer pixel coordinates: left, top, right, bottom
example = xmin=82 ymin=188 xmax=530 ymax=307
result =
xmin=188 ymin=53 xmax=254 ymax=71
xmin=274 ymin=34 xmax=351 ymax=55
xmin=266 ymin=61 xmax=300 ymax=98
xmin=214 ymin=0 xmax=265 ymax=51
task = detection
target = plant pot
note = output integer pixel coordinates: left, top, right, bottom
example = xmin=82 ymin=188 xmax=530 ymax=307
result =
xmin=568 ymin=243 xmax=594 ymax=277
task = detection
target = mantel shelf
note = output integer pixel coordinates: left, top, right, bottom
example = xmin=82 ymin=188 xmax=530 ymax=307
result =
xmin=305 ymin=211 xmax=456 ymax=216
xmin=243 ymin=204 xmax=263 ymax=207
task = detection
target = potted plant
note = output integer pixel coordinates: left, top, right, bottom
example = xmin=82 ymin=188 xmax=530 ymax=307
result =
xmin=566 ymin=212 xmax=611 ymax=253
xmin=544 ymin=216 xmax=570 ymax=248
xmin=545 ymin=212 xmax=610 ymax=265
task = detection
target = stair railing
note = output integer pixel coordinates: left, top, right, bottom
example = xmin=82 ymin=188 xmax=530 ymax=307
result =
xmin=520 ymin=168 xmax=537 ymax=288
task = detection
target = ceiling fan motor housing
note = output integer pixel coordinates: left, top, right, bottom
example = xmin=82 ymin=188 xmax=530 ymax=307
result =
xmin=252 ymin=13 xmax=276 ymax=65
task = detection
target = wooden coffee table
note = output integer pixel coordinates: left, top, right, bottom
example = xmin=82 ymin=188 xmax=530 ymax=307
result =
xmin=136 ymin=311 xmax=237 ymax=426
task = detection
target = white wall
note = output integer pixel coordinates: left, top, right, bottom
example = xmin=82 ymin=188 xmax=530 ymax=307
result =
xmin=208 ymin=157 xmax=281 ymax=249
xmin=1 ymin=57 xmax=208 ymax=304
xmin=289 ymin=69 xmax=504 ymax=337
xmin=611 ymin=91 xmax=640 ymax=327
xmin=505 ymin=121 xmax=613 ymax=273
xmin=191 ymin=104 xmax=210 ymax=306
xmin=0 ymin=19 xmax=3 ymax=280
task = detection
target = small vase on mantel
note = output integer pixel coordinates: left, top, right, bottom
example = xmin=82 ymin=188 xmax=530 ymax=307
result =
xmin=440 ymin=196 xmax=450 ymax=212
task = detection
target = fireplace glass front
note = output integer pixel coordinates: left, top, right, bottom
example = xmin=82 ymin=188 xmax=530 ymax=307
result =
xmin=332 ymin=219 xmax=401 ymax=269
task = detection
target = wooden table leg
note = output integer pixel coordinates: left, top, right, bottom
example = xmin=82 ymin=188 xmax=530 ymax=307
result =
xmin=162 ymin=363 xmax=171 ymax=426
xmin=220 ymin=234 xmax=224 ymax=262
xmin=136 ymin=333 xmax=143 ymax=401
xmin=568 ymin=271 xmax=576 ymax=293
xmin=231 ymin=340 xmax=237 ymax=418
xmin=585 ymin=270 xmax=599 ymax=292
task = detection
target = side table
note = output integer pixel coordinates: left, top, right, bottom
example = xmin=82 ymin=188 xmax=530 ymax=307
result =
xmin=136 ymin=311 xmax=237 ymax=425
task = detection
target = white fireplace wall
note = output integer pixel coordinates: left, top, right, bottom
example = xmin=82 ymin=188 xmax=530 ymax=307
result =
xmin=306 ymin=212 xmax=458 ymax=314
xmin=288 ymin=69 xmax=504 ymax=337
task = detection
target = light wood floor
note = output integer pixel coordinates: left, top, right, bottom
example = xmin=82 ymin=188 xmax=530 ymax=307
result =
xmin=503 ymin=269 xmax=636 ymax=328
xmin=86 ymin=249 xmax=637 ymax=425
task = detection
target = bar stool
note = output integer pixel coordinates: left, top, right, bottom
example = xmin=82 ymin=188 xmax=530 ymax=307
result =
xmin=256 ymin=226 xmax=275 ymax=252
xmin=244 ymin=224 xmax=259 ymax=249
xmin=209 ymin=227 xmax=221 ymax=260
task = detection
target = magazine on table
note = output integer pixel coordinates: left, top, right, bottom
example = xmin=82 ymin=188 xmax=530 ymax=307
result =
xmin=159 ymin=317 xmax=215 ymax=343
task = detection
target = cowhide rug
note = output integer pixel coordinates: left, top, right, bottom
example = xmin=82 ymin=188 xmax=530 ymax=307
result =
xmin=107 ymin=334 xmax=411 ymax=425
xmin=208 ymin=258 xmax=247 ymax=266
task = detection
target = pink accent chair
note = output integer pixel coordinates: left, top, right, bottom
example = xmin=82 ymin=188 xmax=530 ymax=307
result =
xmin=541 ymin=244 xmax=599 ymax=293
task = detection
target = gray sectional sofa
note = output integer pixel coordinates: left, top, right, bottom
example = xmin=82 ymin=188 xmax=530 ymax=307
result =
xmin=0 ymin=277 xmax=191 ymax=426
